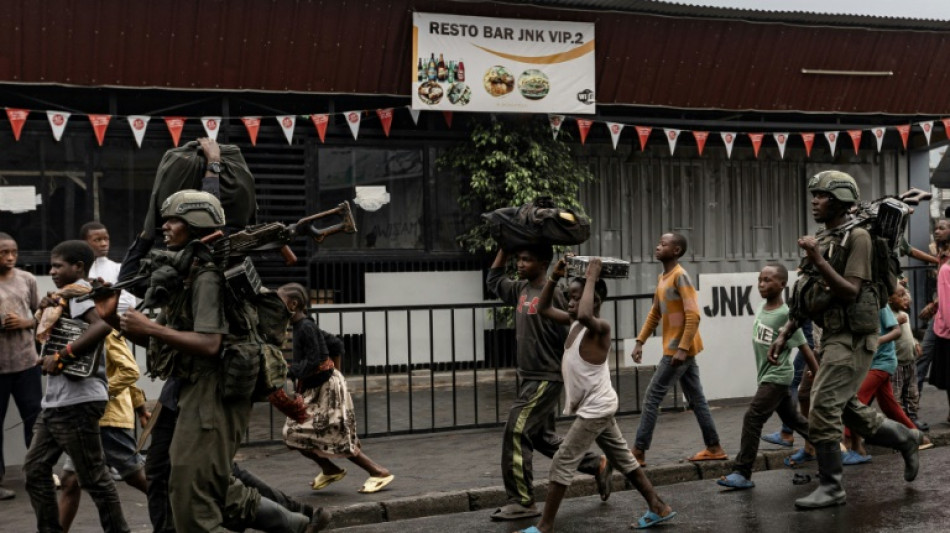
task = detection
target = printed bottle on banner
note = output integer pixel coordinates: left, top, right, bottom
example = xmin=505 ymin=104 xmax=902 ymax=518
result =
xmin=427 ymin=54 xmax=437 ymax=81
xmin=437 ymin=53 xmax=447 ymax=81
xmin=417 ymin=58 xmax=425 ymax=82
xmin=447 ymin=60 xmax=456 ymax=83
xmin=457 ymin=60 xmax=465 ymax=82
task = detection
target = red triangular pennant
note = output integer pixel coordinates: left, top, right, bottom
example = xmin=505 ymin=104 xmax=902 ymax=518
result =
xmin=748 ymin=133 xmax=764 ymax=158
xmin=241 ymin=117 xmax=261 ymax=146
xmin=847 ymin=130 xmax=862 ymax=155
xmin=311 ymin=114 xmax=329 ymax=143
xmin=164 ymin=117 xmax=186 ymax=147
xmin=442 ymin=111 xmax=453 ymax=129
xmin=942 ymin=119 xmax=950 ymax=141
xmin=5 ymin=108 xmax=29 ymax=141
xmin=576 ymin=119 xmax=593 ymax=145
xmin=801 ymin=133 xmax=815 ymax=157
xmin=88 ymin=114 xmax=111 ymax=147
xmin=896 ymin=124 xmax=911 ymax=149
xmin=377 ymin=108 xmax=394 ymax=137
xmin=635 ymin=126 xmax=652 ymax=151
xmin=692 ymin=131 xmax=708 ymax=156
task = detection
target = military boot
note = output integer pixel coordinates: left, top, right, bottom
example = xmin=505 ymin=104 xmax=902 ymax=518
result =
xmin=795 ymin=441 xmax=846 ymax=509
xmin=864 ymin=418 xmax=923 ymax=482
xmin=251 ymin=497 xmax=310 ymax=533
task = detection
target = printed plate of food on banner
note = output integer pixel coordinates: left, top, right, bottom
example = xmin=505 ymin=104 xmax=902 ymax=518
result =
xmin=413 ymin=12 xmax=595 ymax=114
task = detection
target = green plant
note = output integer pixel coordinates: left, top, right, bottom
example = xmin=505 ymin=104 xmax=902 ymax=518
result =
xmin=436 ymin=116 xmax=594 ymax=254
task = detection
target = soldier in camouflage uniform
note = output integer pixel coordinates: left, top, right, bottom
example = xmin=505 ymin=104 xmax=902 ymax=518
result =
xmin=770 ymin=171 xmax=923 ymax=509
xmin=119 ymin=190 xmax=328 ymax=532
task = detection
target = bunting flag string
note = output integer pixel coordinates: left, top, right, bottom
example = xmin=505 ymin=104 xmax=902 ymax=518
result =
xmin=3 ymin=105 xmax=949 ymax=155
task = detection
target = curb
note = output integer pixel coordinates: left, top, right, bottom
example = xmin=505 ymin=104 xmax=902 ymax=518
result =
xmin=322 ymin=426 xmax=950 ymax=529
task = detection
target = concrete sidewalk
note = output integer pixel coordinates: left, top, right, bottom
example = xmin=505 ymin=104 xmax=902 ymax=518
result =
xmin=2 ymin=385 xmax=948 ymax=531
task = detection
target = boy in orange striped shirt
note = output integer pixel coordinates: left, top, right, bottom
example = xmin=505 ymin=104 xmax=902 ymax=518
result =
xmin=629 ymin=233 xmax=726 ymax=466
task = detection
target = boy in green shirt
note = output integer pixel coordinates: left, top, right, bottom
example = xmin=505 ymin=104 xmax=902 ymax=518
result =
xmin=718 ymin=263 xmax=818 ymax=489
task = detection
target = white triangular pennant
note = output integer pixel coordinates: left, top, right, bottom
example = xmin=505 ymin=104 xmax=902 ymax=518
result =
xmin=920 ymin=121 xmax=934 ymax=145
xmin=773 ymin=132 xmax=789 ymax=159
xmin=871 ymin=127 xmax=886 ymax=152
xmin=276 ymin=115 xmax=296 ymax=144
xmin=46 ymin=111 xmax=70 ymax=141
xmin=127 ymin=115 xmax=150 ymax=148
xmin=344 ymin=111 xmax=361 ymax=140
xmin=664 ymin=128 xmax=681 ymax=155
xmin=408 ymin=108 xmax=420 ymax=125
xmin=200 ymin=117 xmax=222 ymax=141
xmin=824 ymin=131 xmax=839 ymax=155
xmin=606 ymin=122 xmax=624 ymax=150
xmin=720 ymin=132 xmax=736 ymax=159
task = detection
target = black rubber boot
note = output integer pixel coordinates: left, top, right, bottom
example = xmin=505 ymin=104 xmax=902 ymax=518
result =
xmin=795 ymin=441 xmax=846 ymax=509
xmin=251 ymin=497 xmax=311 ymax=533
xmin=864 ymin=419 xmax=923 ymax=482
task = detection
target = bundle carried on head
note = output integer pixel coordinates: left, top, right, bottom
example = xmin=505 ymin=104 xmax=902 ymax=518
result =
xmin=482 ymin=197 xmax=590 ymax=251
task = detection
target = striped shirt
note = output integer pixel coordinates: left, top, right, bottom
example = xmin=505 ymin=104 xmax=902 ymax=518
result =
xmin=636 ymin=264 xmax=703 ymax=356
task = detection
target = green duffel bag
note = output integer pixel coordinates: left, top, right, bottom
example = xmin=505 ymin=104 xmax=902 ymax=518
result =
xmin=140 ymin=141 xmax=258 ymax=238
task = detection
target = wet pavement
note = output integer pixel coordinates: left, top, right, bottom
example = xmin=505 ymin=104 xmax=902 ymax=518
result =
xmin=336 ymin=446 xmax=950 ymax=533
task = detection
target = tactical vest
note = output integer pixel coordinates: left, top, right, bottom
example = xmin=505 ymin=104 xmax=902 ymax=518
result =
xmin=788 ymin=228 xmax=880 ymax=335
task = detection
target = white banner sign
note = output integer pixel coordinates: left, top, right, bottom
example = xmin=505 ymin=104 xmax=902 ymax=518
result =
xmin=695 ymin=271 xmax=800 ymax=400
xmin=412 ymin=12 xmax=596 ymax=114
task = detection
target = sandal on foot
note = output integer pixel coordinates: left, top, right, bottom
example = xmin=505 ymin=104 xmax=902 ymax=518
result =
xmin=761 ymin=431 xmax=794 ymax=447
xmin=596 ymin=455 xmax=614 ymax=501
xmin=841 ymin=450 xmax=872 ymax=465
xmin=783 ymin=448 xmax=816 ymax=468
xmin=517 ymin=528 xmax=542 ymax=533
xmin=358 ymin=474 xmax=394 ymax=494
xmin=717 ymin=472 xmax=755 ymax=490
xmin=491 ymin=503 xmax=541 ymax=521
xmin=688 ymin=449 xmax=728 ymax=462
xmin=634 ymin=510 xmax=677 ymax=529
xmin=311 ymin=470 xmax=346 ymax=490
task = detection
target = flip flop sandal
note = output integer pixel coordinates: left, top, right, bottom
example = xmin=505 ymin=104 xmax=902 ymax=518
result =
xmin=518 ymin=528 xmax=542 ymax=533
xmin=716 ymin=472 xmax=755 ymax=490
xmin=358 ymin=474 xmax=394 ymax=494
xmin=761 ymin=431 xmax=794 ymax=447
xmin=688 ymin=449 xmax=728 ymax=462
xmin=841 ymin=450 xmax=872 ymax=466
xmin=792 ymin=473 xmax=812 ymax=485
xmin=784 ymin=448 xmax=816 ymax=468
xmin=634 ymin=510 xmax=677 ymax=529
xmin=919 ymin=441 xmax=935 ymax=451
xmin=311 ymin=470 xmax=347 ymax=490
xmin=491 ymin=503 xmax=541 ymax=521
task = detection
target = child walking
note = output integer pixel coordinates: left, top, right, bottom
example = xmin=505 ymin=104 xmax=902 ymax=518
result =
xmin=717 ymin=263 xmax=818 ymax=489
xmin=630 ymin=233 xmax=726 ymax=465
xmin=278 ymin=283 xmax=394 ymax=494
xmin=519 ymin=257 xmax=675 ymax=533
xmin=890 ymin=285 xmax=927 ymax=428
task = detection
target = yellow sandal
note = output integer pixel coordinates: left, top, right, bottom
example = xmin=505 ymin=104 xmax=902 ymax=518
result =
xmin=310 ymin=470 xmax=347 ymax=490
xmin=358 ymin=474 xmax=394 ymax=493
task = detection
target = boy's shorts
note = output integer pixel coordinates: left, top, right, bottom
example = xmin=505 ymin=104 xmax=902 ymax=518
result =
xmin=63 ymin=426 xmax=144 ymax=480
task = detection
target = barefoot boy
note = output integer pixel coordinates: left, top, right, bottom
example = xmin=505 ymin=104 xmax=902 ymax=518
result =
xmin=630 ymin=233 xmax=725 ymax=465
xmin=520 ymin=257 xmax=675 ymax=533
xmin=717 ymin=263 xmax=818 ymax=489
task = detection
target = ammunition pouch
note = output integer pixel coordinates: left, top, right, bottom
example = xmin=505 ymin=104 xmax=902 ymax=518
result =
xmin=846 ymin=284 xmax=881 ymax=335
xmin=221 ymin=337 xmax=261 ymax=401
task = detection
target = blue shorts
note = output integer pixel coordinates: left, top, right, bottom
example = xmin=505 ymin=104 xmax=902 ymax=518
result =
xmin=63 ymin=426 xmax=144 ymax=479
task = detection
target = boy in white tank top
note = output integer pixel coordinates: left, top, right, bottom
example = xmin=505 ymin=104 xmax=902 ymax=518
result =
xmin=518 ymin=257 xmax=676 ymax=532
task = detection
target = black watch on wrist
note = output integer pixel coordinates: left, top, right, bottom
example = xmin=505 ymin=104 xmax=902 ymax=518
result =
xmin=207 ymin=161 xmax=223 ymax=175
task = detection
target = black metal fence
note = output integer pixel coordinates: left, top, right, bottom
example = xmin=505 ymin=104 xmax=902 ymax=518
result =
xmin=242 ymin=293 xmax=671 ymax=444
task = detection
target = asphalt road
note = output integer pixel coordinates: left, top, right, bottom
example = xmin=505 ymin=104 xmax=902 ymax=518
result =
xmin=336 ymin=446 xmax=950 ymax=533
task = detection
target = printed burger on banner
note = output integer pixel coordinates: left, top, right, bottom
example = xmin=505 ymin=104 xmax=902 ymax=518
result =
xmin=412 ymin=13 xmax=595 ymax=114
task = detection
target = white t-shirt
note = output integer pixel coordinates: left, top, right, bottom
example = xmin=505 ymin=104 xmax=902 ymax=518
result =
xmin=90 ymin=256 xmax=138 ymax=315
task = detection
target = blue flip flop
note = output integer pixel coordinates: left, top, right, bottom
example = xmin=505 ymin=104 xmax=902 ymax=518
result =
xmin=517 ymin=527 xmax=542 ymax=533
xmin=717 ymin=472 xmax=755 ymax=490
xmin=783 ymin=448 xmax=816 ymax=468
xmin=634 ymin=510 xmax=677 ymax=529
xmin=841 ymin=450 xmax=872 ymax=465
xmin=761 ymin=431 xmax=794 ymax=447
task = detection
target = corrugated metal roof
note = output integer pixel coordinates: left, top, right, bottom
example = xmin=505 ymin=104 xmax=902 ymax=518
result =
xmin=3 ymin=0 xmax=950 ymax=115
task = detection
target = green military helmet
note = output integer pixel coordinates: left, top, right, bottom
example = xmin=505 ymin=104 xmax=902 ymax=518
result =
xmin=159 ymin=189 xmax=226 ymax=229
xmin=807 ymin=170 xmax=860 ymax=204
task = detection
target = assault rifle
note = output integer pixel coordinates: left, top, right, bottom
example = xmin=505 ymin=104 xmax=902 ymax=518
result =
xmin=79 ymin=201 xmax=357 ymax=309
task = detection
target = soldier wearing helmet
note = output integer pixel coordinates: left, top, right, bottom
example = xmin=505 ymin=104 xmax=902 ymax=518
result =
xmin=120 ymin=188 xmax=327 ymax=531
xmin=770 ymin=171 xmax=923 ymax=510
